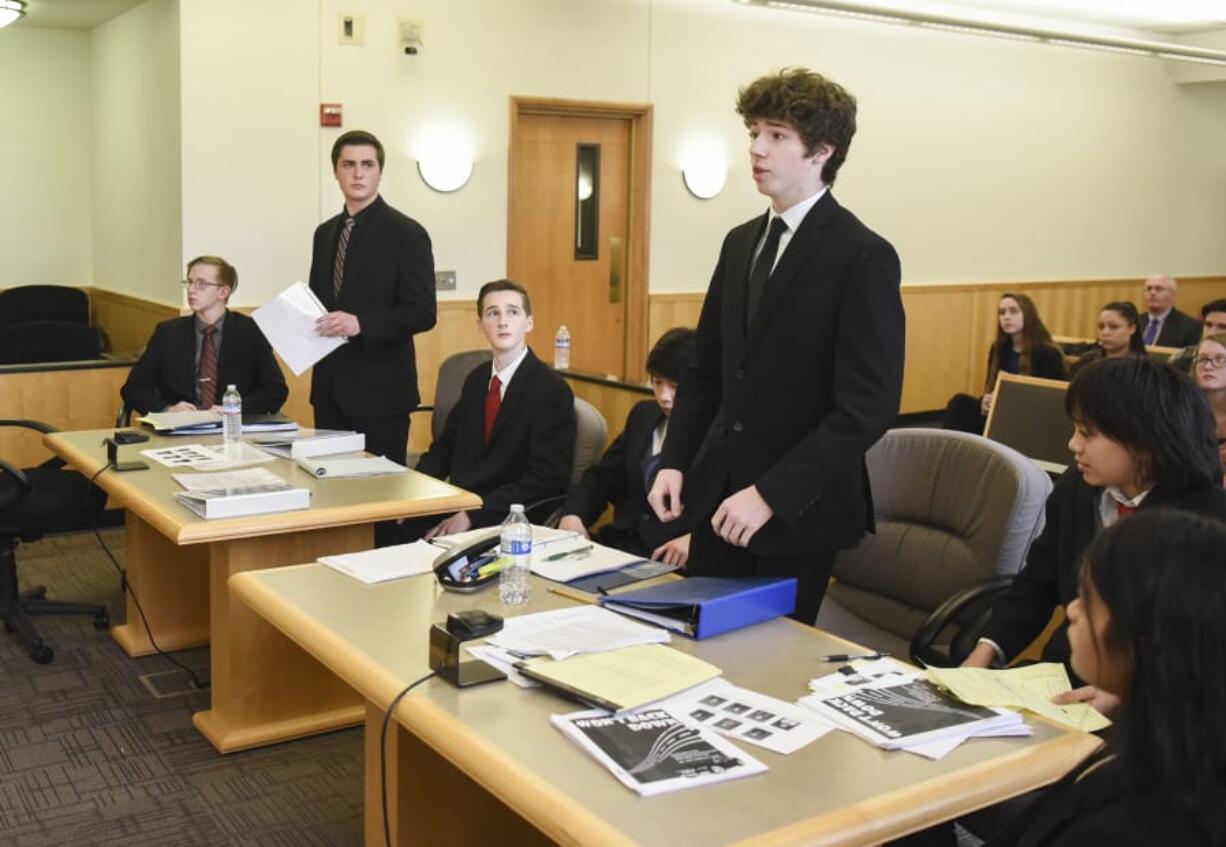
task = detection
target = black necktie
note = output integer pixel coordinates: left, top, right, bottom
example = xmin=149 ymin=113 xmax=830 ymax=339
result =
xmin=747 ymin=217 xmax=787 ymax=326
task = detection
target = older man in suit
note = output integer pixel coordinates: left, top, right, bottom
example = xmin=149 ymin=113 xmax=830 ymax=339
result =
xmin=309 ymin=130 xmax=437 ymax=467
xmin=121 ymin=256 xmax=287 ymax=415
xmin=648 ymin=68 xmax=905 ymax=624
xmin=406 ymin=279 xmax=576 ymax=540
xmin=1138 ymin=273 xmax=1202 ymax=349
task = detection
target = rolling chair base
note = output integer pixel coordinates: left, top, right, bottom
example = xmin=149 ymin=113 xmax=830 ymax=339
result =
xmin=1 ymin=585 xmax=109 ymax=664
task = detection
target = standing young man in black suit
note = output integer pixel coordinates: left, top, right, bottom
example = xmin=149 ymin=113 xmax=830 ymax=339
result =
xmin=648 ymin=68 xmax=905 ymax=624
xmin=309 ymin=130 xmax=437 ymax=466
xmin=121 ymin=256 xmax=288 ymax=415
xmin=408 ymin=279 xmax=576 ymax=540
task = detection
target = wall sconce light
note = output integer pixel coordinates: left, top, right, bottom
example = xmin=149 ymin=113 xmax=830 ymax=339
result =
xmin=679 ymin=140 xmax=727 ymax=200
xmin=415 ymin=126 xmax=474 ymax=193
xmin=0 ymin=0 xmax=26 ymax=29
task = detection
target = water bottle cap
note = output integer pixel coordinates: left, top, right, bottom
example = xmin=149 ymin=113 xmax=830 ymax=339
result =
xmin=510 ymin=504 xmax=524 ymax=513
xmin=227 ymin=384 xmax=237 ymax=390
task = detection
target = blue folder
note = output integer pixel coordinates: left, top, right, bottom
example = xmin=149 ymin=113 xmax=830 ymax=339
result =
xmin=597 ymin=576 xmax=797 ymax=640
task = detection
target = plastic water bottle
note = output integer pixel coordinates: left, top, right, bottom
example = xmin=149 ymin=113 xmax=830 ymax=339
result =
xmin=499 ymin=504 xmax=532 ymax=605
xmin=222 ymin=384 xmax=242 ymax=445
xmin=553 ymin=325 xmax=571 ymax=370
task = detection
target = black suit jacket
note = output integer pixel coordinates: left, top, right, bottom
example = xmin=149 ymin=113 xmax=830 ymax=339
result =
xmin=563 ymin=399 xmax=692 ymax=551
xmin=982 ymin=468 xmax=1226 ymax=665
xmin=1138 ymin=306 xmax=1202 ymax=348
xmin=992 ymin=750 xmax=1220 ymax=847
xmin=120 ymin=311 xmax=288 ymax=414
xmin=416 ymin=348 xmax=576 ymax=528
xmin=661 ymin=192 xmax=905 ymax=557
xmin=308 ymin=196 xmax=437 ymax=417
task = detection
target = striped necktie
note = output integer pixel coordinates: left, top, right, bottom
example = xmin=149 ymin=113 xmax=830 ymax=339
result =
xmin=197 ymin=325 xmax=218 ymax=408
xmin=332 ymin=216 xmax=355 ymax=298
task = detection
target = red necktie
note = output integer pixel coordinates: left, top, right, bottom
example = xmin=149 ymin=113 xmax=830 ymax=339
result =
xmin=198 ymin=325 xmax=218 ymax=408
xmin=484 ymin=375 xmax=502 ymax=444
xmin=1116 ymin=502 xmax=1137 ymax=520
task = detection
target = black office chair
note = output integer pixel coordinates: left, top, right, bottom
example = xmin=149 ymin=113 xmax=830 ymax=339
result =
xmin=1 ymin=419 xmax=110 ymax=664
xmin=0 ymin=321 xmax=103 ymax=365
xmin=0 ymin=285 xmax=90 ymax=331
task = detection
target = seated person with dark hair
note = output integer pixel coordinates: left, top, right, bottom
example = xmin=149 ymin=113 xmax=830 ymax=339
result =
xmin=559 ymin=327 xmax=698 ymax=566
xmin=407 ymin=279 xmax=576 ymax=540
xmin=121 ymin=256 xmax=288 ymax=414
xmin=1168 ymin=297 xmax=1226 ymax=373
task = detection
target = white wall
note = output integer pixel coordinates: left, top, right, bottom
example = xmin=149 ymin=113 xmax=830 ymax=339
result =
xmin=91 ymin=0 xmax=182 ymax=306
xmin=649 ymin=0 xmax=1226 ymax=287
xmin=0 ymin=27 xmax=93 ymax=288
xmin=14 ymin=0 xmax=1226 ymax=305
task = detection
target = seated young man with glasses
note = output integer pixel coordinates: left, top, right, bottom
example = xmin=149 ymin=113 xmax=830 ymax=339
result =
xmin=121 ymin=256 xmax=288 ymax=415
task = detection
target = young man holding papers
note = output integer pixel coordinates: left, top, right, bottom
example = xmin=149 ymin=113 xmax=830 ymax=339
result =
xmin=402 ymin=280 xmax=576 ymax=541
xmin=121 ymin=256 xmax=288 ymax=415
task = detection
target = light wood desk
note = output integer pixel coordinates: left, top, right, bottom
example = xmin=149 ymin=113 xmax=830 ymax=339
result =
xmin=44 ymin=429 xmax=479 ymax=753
xmin=232 ymin=565 xmax=1100 ymax=846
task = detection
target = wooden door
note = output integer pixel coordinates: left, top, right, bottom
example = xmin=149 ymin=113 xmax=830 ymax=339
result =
xmin=508 ymin=111 xmax=634 ymax=378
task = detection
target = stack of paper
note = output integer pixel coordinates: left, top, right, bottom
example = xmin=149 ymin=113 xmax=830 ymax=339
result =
xmin=926 ymin=664 xmax=1111 ymax=733
xmin=553 ymin=707 xmax=767 ymax=796
xmin=319 ymin=540 xmax=440 ymax=584
xmin=296 ymin=455 xmax=405 ymax=478
xmin=171 ymin=467 xmax=310 ymax=519
xmin=800 ymin=659 xmax=1030 ymax=760
xmin=486 ymin=605 xmax=669 ymax=660
xmin=431 ymin=525 xmax=578 ymax=552
xmin=139 ymin=411 xmax=298 ymax=435
xmin=517 ymin=644 xmax=720 ymax=712
xmin=250 ymin=429 xmax=365 ymax=459
xmin=530 ymin=538 xmax=646 ymax=583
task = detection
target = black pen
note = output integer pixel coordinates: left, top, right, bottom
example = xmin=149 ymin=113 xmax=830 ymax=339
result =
xmin=820 ymin=652 xmax=888 ymax=662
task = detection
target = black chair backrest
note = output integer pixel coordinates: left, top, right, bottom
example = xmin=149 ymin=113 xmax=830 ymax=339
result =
xmin=0 ymin=321 xmax=103 ymax=365
xmin=0 ymin=286 xmax=90 ymax=331
xmin=432 ymin=350 xmax=494 ymax=442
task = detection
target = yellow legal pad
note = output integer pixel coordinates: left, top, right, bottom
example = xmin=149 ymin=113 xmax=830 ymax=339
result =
xmin=926 ymin=663 xmax=1111 ymax=733
xmin=517 ymin=644 xmax=721 ymax=712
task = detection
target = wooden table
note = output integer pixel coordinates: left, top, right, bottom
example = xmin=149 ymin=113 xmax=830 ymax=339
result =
xmin=44 ymin=429 xmax=479 ymax=753
xmin=231 ymin=564 xmax=1100 ymax=846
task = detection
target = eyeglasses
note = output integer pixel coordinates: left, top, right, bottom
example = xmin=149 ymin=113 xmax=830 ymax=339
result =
xmin=1194 ymin=355 xmax=1226 ymax=369
xmin=180 ymin=279 xmax=225 ymax=291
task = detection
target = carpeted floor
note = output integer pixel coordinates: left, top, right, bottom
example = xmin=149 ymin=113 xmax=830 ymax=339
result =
xmin=0 ymin=529 xmax=364 ymax=846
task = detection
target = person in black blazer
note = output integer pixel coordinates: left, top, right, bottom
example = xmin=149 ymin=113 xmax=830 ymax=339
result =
xmin=309 ymin=130 xmax=437 ymax=466
xmin=990 ymin=510 xmax=1226 ymax=846
xmin=121 ymin=256 xmax=287 ymax=414
xmin=559 ymin=328 xmax=697 ymax=565
xmin=648 ymin=69 xmax=905 ymax=624
xmin=942 ymin=292 xmax=1066 ymax=433
xmin=965 ymin=358 xmax=1226 ymax=699
xmin=407 ymin=280 xmax=576 ymax=540
xmin=1137 ymin=273 xmax=1202 ymax=348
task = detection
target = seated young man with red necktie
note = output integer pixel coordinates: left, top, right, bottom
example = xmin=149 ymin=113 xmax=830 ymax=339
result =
xmin=404 ymin=279 xmax=576 ymax=541
xmin=120 ymin=255 xmax=287 ymax=415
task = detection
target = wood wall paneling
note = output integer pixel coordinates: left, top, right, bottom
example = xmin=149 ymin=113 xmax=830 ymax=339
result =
xmin=0 ymin=366 xmax=132 ymax=467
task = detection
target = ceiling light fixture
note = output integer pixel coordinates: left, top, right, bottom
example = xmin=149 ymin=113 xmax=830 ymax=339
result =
xmin=0 ymin=0 xmax=26 ymax=29
xmin=735 ymin=0 xmax=1226 ymax=66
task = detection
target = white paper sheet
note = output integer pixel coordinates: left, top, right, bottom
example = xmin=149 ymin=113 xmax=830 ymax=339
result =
xmin=318 ymin=540 xmax=439 ymax=584
xmin=659 ymin=679 xmax=835 ymax=755
xmin=252 ymin=281 xmax=347 ymax=375
xmin=296 ymin=455 xmax=405 ymax=478
xmin=464 ymin=645 xmax=541 ymax=688
xmin=530 ymin=539 xmax=645 ymax=582
xmin=486 ymin=605 xmax=669 ymax=661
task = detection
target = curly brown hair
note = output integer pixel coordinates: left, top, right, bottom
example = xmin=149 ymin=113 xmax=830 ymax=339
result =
xmin=735 ymin=68 xmax=857 ymax=184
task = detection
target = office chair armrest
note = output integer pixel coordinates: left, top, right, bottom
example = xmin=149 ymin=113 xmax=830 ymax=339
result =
xmin=910 ymin=575 xmax=1015 ymax=668
xmin=0 ymin=458 xmax=33 ymax=513
xmin=0 ymin=419 xmax=59 ymax=435
xmin=115 ymin=402 xmax=133 ymax=428
xmin=524 ymin=495 xmax=566 ymax=528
